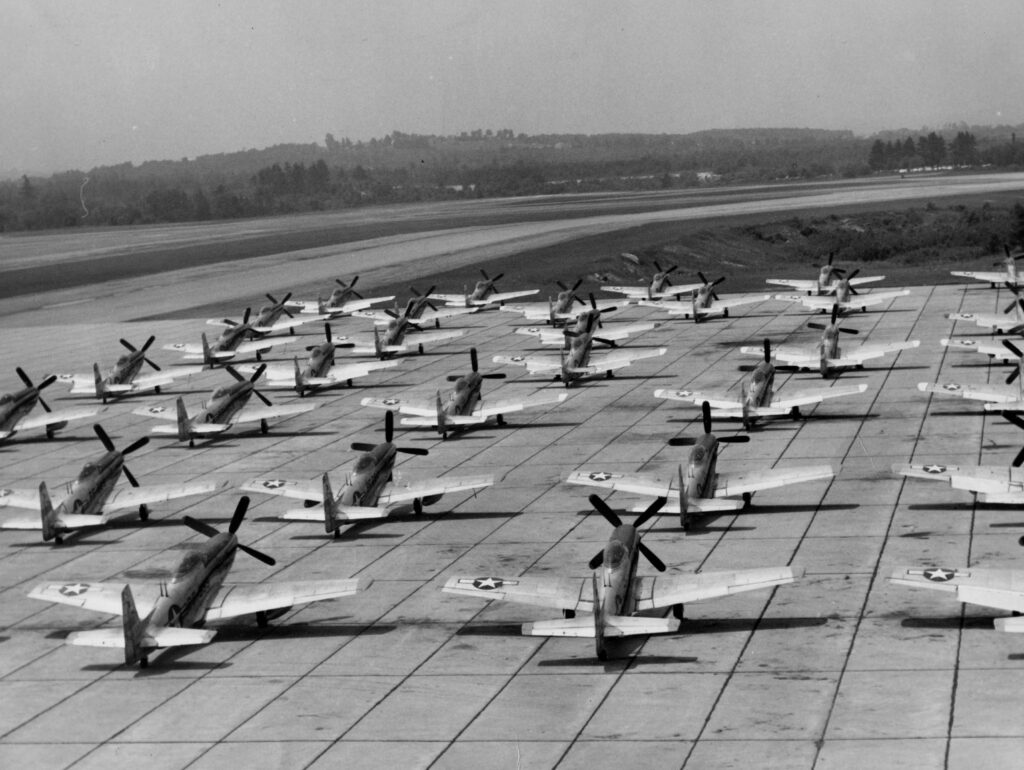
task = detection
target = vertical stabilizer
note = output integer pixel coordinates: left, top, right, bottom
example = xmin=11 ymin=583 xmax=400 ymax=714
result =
xmin=592 ymin=573 xmax=606 ymax=660
xmin=120 ymin=585 xmax=148 ymax=667
xmin=200 ymin=332 xmax=214 ymax=367
xmin=174 ymin=397 xmax=191 ymax=442
xmin=293 ymin=357 xmax=305 ymax=397
xmin=435 ymin=390 xmax=448 ymax=437
xmin=678 ymin=465 xmax=689 ymax=530
xmin=321 ymin=473 xmax=339 ymax=535
xmin=39 ymin=481 xmax=58 ymax=543
xmin=92 ymin=363 xmax=106 ymax=401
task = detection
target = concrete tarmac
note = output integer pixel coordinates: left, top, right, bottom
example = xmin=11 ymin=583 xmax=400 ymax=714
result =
xmin=3 ymin=190 xmax=1024 ymax=769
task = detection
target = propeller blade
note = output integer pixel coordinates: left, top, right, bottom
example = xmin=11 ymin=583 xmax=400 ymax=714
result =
xmin=349 ymin=275 xmax=360 ymax=287
xmin=37 ymin=395 xmax=52 ymax=412
xmin=592 ymin=337 xmax=617 ymax=348
xmin=697 ymin=271 xmax=709 ymax=285
xmin=827 ymin=251 xmax=836 ymax=266
xmin=653 ymin=260 xmax=663 ymax=273
xmin=588 ymin=550 xmax=604 ymax=569
xmin=1003 ymin=339 xmax=1024 ymax=359
xmin=183 ymin=515 xmax=220 ymax=538
xmin=15 ymin=367 xmax=34 ymax=388
xmin=807 ymin=322 xmax=827 ymax=330
xmin=121 ymin=465 xmax=140 ymax=488
xmin=1007 ymin=368 xmax=1020 ymax=385
xmin=712 ymin=276 xmax=726 ymax=287
xmin=839 ymin=327 xmax=859 ymax=335
xmin=666 ymin=264 xmax=678 ymax=275
xmin=848 ymin=268 xmax=861 ymax=280
xmin=668 ymin=436 xmax=697 ymax=446
xmin=1004 ymin=411 xmax=1024 ymax=431
xmin=633 ymin=496 xmax=666 ymax=529
xmin=93 ymin=424 xmax=116 ymax=451
xmin=249 ymin=364 xmax=267 ymax=383
xmin=350 ymin=442 xmax=377 ymax=452
xmin=702 ymin=401 xmax=712 ymax=434
xmin=228 ymin=496 xmax=249 ymax=533
xmin=1014 ymin=446 xmax=1024 ymax=468
xmin=588 ymin=494 xmax=622 ymax=527
xmin=483 ymin=373 xmax=506 ymax=380
xmin=556 ymin=280 xmax=569 ymax=291
xmin=571 ymin=278 xmax=583 ymax=292
xmin=470 ymin=348 xmax=479 ymax=372
xmin=397 ymin=446 xmax=430 ymax=456
xmin=830 ymin=305 xmax=839 ymax=325
xmin=763 ymin=338 xmax=771 ymax=363
xmin=265 ymin=293 xmax=278 ymax=305
xmin=385 ymin=410 xmax=394 ymax=442
xmin=638 ymin=541 xmax=667 ymax=572
xmin=122 ymin=436 xmax=150 ymax=455
xmin=144 ymin=357 xmax=162 ymax=371
xmin=252 ymin=387 xmax=273 ymax=407
xmin=119 ymin=338 xmax=138 ymax=352
xmin=1005 ymin=300 xmax=1019 ymax=314
xmin=225 ymin=365 xmax=246 ymax=383
xmin=242 ymin=307 xmax=251 ymax=324
xmin=719 ymin=435 xmax=752 ymax=444
xmin=239 ymin=543 xmax=276 ymax=566
xmin=221 ymin=319 xmax=237 ymax=327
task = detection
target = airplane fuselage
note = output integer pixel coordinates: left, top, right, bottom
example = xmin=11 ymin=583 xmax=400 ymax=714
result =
xmin=150 ymin=533 xmax=236 ymax=629
xmin=560 ymin=334 xmax=594 ymax=385
xmin=337 ymin=443 xmax=397 ymax=507
xmin=326 ymin=287 xmax=357 ymax=309
xmin=445 ymin=375 xmax=482 ymax=417
xmin=0 ymin=386 xmax=41 ymax=433
xmin=55 ymin=449 xmax=125 ymax=518
xmin=214 ymin=324 xmax=255 ymax=352
xmin=253 ymin=304 xmax=286 ymax=330
xmin=682 ymin=434 xmax=719 ymax=519
xmin=649 ymin=273 xmax=671 ymax=297
xmin=594 ymin=524 xmax=641 ymax=658
xmin=192 ymin=382 xmax=254 ymax=426
xmin=107 ymin=352 xmax=146 ymax=386
xmin=304 ymin=343 xmax=336 ymax=379
xmin=744 ymin=363 xmax=775 ymax=410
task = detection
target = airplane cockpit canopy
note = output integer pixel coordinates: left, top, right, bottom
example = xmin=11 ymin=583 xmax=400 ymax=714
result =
xmin=172 ymin=550 xmax=208 ymax=580
xmin=751 ymin=369 xmax=767 ymax=385
xmin=77 ymin=462 xmax=99 ymax=480
xmin=454 ymin=379 xmax=470 ymax=393
xmin=691 ymin=446 xmax=707 ymax=464
xmin=115 ymin=354 xmax=133 ymax=367
xmin=604 ymin=540 xmax=628 ymax=569
xmin=0 ymin=393 xmax=13 ymax=404
xmin=211 ymin=386 xmax=230 ymax=400
xmin=354 ymin=454 xmax=376 ymax=473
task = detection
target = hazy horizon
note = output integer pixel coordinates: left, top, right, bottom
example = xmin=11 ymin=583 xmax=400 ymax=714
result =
xmin=6 ymin=0 xmax=1024 ymax=176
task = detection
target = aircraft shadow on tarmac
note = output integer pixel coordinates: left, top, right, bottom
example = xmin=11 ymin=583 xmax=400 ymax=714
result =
xmin=900 ymin=616 xmax=993 ymax=630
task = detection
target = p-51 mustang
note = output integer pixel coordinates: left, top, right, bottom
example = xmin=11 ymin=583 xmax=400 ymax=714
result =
xmin=348 ymin=316 xmax=465 ymax=359
xmin=603 ymin=260 xmax=703 ymax=302
xmin=0 ymin=425 xmax=223 ymax=543
xmin=432 ymin=269 xmax=539 ymax=308
xmin=918 ymin=339 xmax=1024 ymax=411
xmin=568 ymin=402 xmax=834 ymax=530
xmin=765 ymin=252 xmax=883 ymax=296
xmin=61 ymin=336 xmax=202 ymax=403
xmin=501 ymin=279 xmax=617 ymax=326
xmin=165 ymin=309 xmax=299 ymax=366
xmin=889 ymin=565 xmax=1024 ymax=632
xmin=443 ymin=494 xmax=802 ymax=660
xmin=27 ymin=497 xmax=371 ymax=667
xmin=640 ymin=273 xmax=770 ymax=322
xmin=353 ymin=286 xmax=478 ymax=329
xmin=950 ymin=244 xmax=1024 ymax=288
xmin=133 ymin=365 xmax=316 ymax=447
xmin=740 ymin=305 xmax=920 ymax=378
xmin=242 ymin=411 xmax=494 ymax=536
xmin=0 ymin=367 xmax=102 ymax=442
xmin=515 ymin=294 xmax=653 ymax=346
xmin=893 ymin=412 xmax=1024 ymax=504
xmin=361 ymin=348 xmax=567 ymax=438
xmin=239 ymin=323 xmax=399 ymax=396
xmin=494 ymin=312 xmax=666 ymax=387
xmin=945 ymin=285 xmax=1024 ymax=333
xmin=775 ymin=269 xmax=910 ymax=314
xmin=289 ymin=275 xmax=395 ymax=318
xmin=655 ymin=339 xmax=868 ymax=429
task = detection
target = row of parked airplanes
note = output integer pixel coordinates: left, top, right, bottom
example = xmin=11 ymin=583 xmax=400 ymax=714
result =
xmin=7 ymin=252 xmax=1024 ymax=663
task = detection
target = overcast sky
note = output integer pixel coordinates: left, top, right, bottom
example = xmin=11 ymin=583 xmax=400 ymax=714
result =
xmin=6 ymin=0 xmax=1024 ymax=174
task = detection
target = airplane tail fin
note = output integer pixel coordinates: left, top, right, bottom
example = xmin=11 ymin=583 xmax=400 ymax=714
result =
xmin=592 ymin=573 xmax=604 ymax=656
xmin=293 ymin=357 xmax=305 ymax=397
xmin=121 ymin=584 xmax=148 ymax=666
xmin=691 ymin=293 xmax=700 ymax=323
xmin=39 ymin=481 xmax=58 ymax=543
xmin=435 ymin=390 xmax=447 ymax=436
xmin=677 ymin=465 xmax=690 ymax=530
xmin=321 ymin=473 xmax=339 ymax=534
xmin=201 ymin=332 xmax=214 ymax=367
xmin=92 ymin=363 xmax=106 ymax=400
xmin=819 ymin=346 xmax=829 ymax=378
xmin=174 ymin=397 xmax=191 ymax=442
xmin=547 ymin=296 xmax=555 ymax=324
xmin=373 ymin=325 xmax=383 ymax=358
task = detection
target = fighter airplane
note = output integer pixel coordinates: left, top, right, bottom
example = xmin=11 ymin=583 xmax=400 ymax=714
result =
xmin=432 ymin=269 xmax=539 ymax=307
xmin=354 ymin=286 xmax=478 ymax=329
xmin=567 ymin=402 xmax=835 ymax=529
xmin=289 ymin=275 xmax=395 ymax=317
xmin=241 ymin=411 xmax=494 ymax=536
xmin=740 ymin=305 xmax=920 ymax=378
xmin=655 ymin=339 xmax=868 ymax=429
xmin=945 ymin=285 xmax=1024 ymax=333
xmin=603 ymin=259 xmax=704 ymax=302
xmin=951 ymin=244 xmax=1024 ymax=288
xmin=515 ymin=294 xmax=653 ymax=346
xmin=240 ymin=324 xmax=399 ymax=396
xmin=348 ymin=316 xmax=465 ymax=359
xmin=442 ymin=493 xmax=803 ymax=660
xmin=765 ymin=252 xmax=883 ymax=296
xmin=640 ymin=273 xmax=770 ymax=322
xmin=775 ymin=270 xmax=910 ymax=314
xmin=206 ymin=301 xmax=321 ymax=337
xmin=61 ymin=336 xmax=202 ymax=403
xmin=889 ymin=565 xmax=1024 ymax=632
xmin=940 ymin=336 xmax=1024 ymax=363
xmin=893 ymin=414 xmax=1024 ymax=504
xmin=27 ymin=497 xmax=371 ymax=667
xmin=0 ymin=425 xmax=223 ymax=543
xmin=917 ymin=339 xmax=1024 ymax=411
xmin=494 ymin=311 xmax=666 ymax=387
xmin=0 ymin=367 xmax=102 ymax=442
xmin=165 ymin=309 xmax=299 ymax=366
xmin=360 ymin=348 xmax=568 ymax=438
xmin=133 ymin=365 xmax=316 ymax=447
xmin=500 ymin=279 xmax=617 ymax=325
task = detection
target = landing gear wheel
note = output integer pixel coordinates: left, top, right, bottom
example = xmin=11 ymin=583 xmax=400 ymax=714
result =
xmin=139 ymin=505 xmax=149 ymax=521
xmin=790 ymin=406 xmax=802 ymax=420
xmin=45 ymin=428 xmax=55 ymax=440
xmin=597 ymin=648 xmax=608 ymax=661
xmin=496 ymin=415 xmax=506 ymax=426
xmin=605 ymin=370 xmax=614 ymax=379
xmin=260 ymin=419 xmax=269 ymax=434
xmin=155 ymin=386 xmax=161 ymax=395
xmin=563 ymin=609 xmax=576 ymax=619
xmin=139 ymin=656 xmax=149 ymax=669
xmin=742 ymin=492 xmax=752 ymax=509
xmin=418 ymin=344 xmax=425 ymax=355
xmin=256 ymin=611 xmax=269 ymax=628
xmin=723 ymin=309 xmax=730 ymax=318
xmin=54 ymin=535 xmax=63 ymax=545
xmin=413 ymin=498 xmax=423 ymax=515
xmin=188 ymin=438 xmax=196 ymax=448
xmin=673 ymin=604 xmax=684 ymax=620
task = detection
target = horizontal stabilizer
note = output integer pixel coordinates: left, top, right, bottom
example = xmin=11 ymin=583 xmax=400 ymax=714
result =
xmin=603 ymin=614 xmax=679 ymax=638
xmin=994 ymin=616 xmax=1024 ymax=632
xmin=152 ymin=423 xmax=229 ymax=435
xmin=634 ymin=497 xmax=743 ymax=514
xmin=522 ymin=616 xmax=596 ymax=637
xmin=282 ymin=505 xmax=390 ymax=521
xmin=68 ymin=626 xmax=216 ymax=649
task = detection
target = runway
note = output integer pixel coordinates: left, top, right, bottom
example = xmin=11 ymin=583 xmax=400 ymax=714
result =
xmin=3 ymin=183 xmax=1024 ymax=769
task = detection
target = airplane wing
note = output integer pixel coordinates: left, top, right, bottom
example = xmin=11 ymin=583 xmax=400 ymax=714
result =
xmin=0 ymin=487 xmax=55 ymax=509
xmin=940 ymin=338 xmax=1012 ymax=359
xmin=132 ymin=404 xmax=184 ymax=421
xmin=492 ymin=353 xmax=562 ymax=374
xmin=917 ymin=380 xmax=1018 ymax=403
xmin=566 ymin=470 xmax=669 ymax=497
xmin=844 ymin=289 xmax=912 ymax=308
xmin=848 ymin=276 xmax=885 ymax=287
xmin=830 ymin=339 xmax=919 ymax=366
xmin=590 ymin=321 xmax=661 ymax=341
xmin=633 ymin=567 xmax=804 ymax=611
xmin=2 ymin=511 xmax=115 ymax=531
xmin=951 ymin=270 xmax=1006 ymax=283
xmin=888 ymin=567 xmax=1024 ymax=615
xmin=712 ymin=465 xmax=834 ymax=497
xmin=28 ymin=581 xmax=165 ymax=617
xmin=293 ymin=295 xmax=395 ymax=315
xmin=945 ymin=311 xmax=1004 ymax=329
xmin=893 ymin=463 xmax=1024 ymax=498
xmin=233 ymin=336 xmax=300 ymax=355
xmin=769 ymin=383 xmax=869 ymax=410
xmin=765 ymin=278 xmax=818 ymax=291
xmin=14 ymin=406 xmax=103 ymax=434
xmin=442 ymin=575 xmax=594 ymax=613
xmin=249 ymin=317 xmax=322 ymax=334
xmin=412 ymin=307 xmax=479 ymax=324
xmin=653 ymin=389 xmax=742 ymax=410
xmin=474 ymin=391 xmax=568 ymax=418
xmin=514 ymin=326 xmax=566 ymax=344
xmin=693 ymin=294 xmax=772 ymax=317
xmin=739 ymin=344 xmax=818 ymax=367
xmin=379 ymin=474 xmax=495 ymax=505
xmin=393 ymin=329 xmax=466 ymax=350
xmin=204 ymin=578 xmax=372 ymax=622
xmin=232 ymin=403 xmax=317 ymax=424
xmin=241 ymin=477 xmax=321 ymax=501
xmin=101 ymin=480 xmax=226 ymax=512
xmin=463 ymin=289 xmax=540 ymax=306
xmin=578 ymin=348 xmax=667 ymax=374
xmin=360 ymin=396 xmax=434 ymax=417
